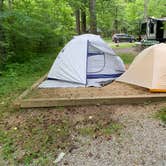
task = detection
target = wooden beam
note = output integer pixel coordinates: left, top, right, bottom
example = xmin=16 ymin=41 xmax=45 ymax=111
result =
xmin=18 ymin=73 xmax=47 ymax=100
xmin=19 ymin=94 xmax=166 ymax=108
xmin=13 ymin=74 xmax=47 ymax=108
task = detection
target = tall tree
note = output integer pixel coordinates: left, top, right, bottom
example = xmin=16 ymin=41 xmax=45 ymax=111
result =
xmin=8 ymin=0 xmax=13 ymax=10
xmin=89 ymin=0 xmax=97 ymax=34
xmin=68 ymin=0 xmax=82 ymax=34
xmin=81 ymin=6 xmax=86 ymax=33
xmin=114 ymin=6 xmax=118 ymax=33
xmin=75 ymin=9 xmax=81 ymax=34
xmin=0 ymin=0 xmax=6 ymax=67
xmin=144 ymin=0 xmax=149 ymax=19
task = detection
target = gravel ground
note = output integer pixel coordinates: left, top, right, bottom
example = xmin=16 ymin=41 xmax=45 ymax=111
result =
xmin=59 ymin=103 xmax=166 ymax=166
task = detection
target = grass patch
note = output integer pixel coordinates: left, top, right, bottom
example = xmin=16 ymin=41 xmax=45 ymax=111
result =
xmin=105 ymin=38 xmax=136 ymax=49
xmin=0 ymin=130 xmax=15 ymax=160
xmin=76 ymin=116 xmax=123 ymax=138
xmin=0 ymin=51 xmax=57 ymax=117
xmin=118 ymin=53 xmax=135 ymax=64
xmin=155 ymin=108 xmax=166 ymax=124
xmin=110 ymin=42 xmax=136 ymax=49
xmin=101 ymin=122 xmax=122 ymax=136
xmin=0 ymin=52 xmax=56 ymax=100
xmin=0 ymin=111 xmax=73 ymax=165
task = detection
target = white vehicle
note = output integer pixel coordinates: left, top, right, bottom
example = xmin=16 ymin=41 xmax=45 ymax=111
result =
xmin=141 ymin=17 xmax=166 ymax=42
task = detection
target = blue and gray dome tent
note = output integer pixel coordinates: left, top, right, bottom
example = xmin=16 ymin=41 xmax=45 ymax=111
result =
xmin=39 ymin=34 xmax=125 ymax=88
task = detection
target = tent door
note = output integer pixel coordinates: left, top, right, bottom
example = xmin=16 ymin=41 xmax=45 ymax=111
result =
xmin=87 ymin=53 xmax=105 ymax=74
xmin=156 ymin=21 xmax=164 ymax=42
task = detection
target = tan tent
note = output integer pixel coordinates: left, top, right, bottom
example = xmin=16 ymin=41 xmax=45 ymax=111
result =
xmin=117 ymin=43 xmax=166 ymax=92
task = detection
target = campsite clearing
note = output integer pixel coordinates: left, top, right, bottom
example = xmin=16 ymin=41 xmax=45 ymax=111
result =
xmin=0 ymin=44 xmax=166 ymax=165
xmin=15 ymin=80 xmax=166 ymax=108
xmin=14 ymin=43 xmax=166 ymax=108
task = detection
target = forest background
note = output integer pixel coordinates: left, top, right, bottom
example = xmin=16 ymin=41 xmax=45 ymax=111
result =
xmin=0 ymin=0 xmax=165 ymax=68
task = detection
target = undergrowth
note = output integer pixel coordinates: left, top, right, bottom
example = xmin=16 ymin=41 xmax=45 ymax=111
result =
xmin=156 ymin=108 xmax=166 ymax=124
xmin=0 ymin=51 xmax=58 ymax=165
xmin=0 ymin=52 xmax=57 ymax=108
xmin=119 ymin=53 xmax=135 ymax=64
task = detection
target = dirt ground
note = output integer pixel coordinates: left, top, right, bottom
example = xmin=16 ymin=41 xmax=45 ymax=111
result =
xmin=28 ymin=82 xmax=155 ymax=100
xmin=113 ymin=45 xmax=142 ymax=56
xmin=2 ymin=103 xmax=166 ymax=165
xmin=59 ymin=103 xmax=166 ymax=166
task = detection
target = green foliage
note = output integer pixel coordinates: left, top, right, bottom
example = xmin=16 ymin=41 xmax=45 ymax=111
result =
xmin=0 ymin=0 xmax=75 ymax=67
xmin=156 ymin=108 xmax=166 ymax=124
xmin=124 ymin=0 xmax=143 ymax=34
xmin=148 ymin=0 xmax=166 ymax=18
xmin=97 ymin=0 xmax=127 ymax=36
xmin=119 ymin=53 xmax=135 ymax=64
xmin=101 ymin=122 xmax=122 ymax=136
xmin=0 ymin=52 xmax=60 ymax=165
xmin=0 ymin=52 xmax=57 ymax=103
xmin=97 ymin=0 xmax=166 ymax=36
xmin=108 ymin=41 xmax=136 ymax=48
xmin=78 ymin=121 xmax=122 ymax=137
xmin=0 ymin=0 xmax=165 ymax=68
xmin=0 ymin=130 xmax=15 ymax=160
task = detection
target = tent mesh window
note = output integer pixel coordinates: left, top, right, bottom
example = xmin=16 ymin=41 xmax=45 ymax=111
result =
xmin=87 ymin=43 xmax=106 ymax=73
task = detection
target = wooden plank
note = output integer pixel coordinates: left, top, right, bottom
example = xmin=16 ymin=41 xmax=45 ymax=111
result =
xmin=13 ymin=74 xmax=47 ymax=108
xmin=20 ymin=94 xmax=166 ymax=108
xmin=18 ymin=73 xmax=47 ymax=100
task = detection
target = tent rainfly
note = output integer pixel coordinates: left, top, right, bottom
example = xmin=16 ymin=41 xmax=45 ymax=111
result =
xmin=39 ymin=34 xmax=125 ymax=88
xmin=117 ymin=43 xmax=166 ymax=92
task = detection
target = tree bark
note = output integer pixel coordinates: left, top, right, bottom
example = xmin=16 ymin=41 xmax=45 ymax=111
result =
xmin=144 ymin=0 xmax=149 ymax=20
xmin=8 ymin=0 xmax=12 ymax=9
xmin=89 ymin=0 xmax=97 ymax=34
xmin=81 ymin=8 xmax=86 ymax=33
xmin=75 ymin=9 xmax=81 ymax=35
xmin=114 ymin=6 xmax=118 ymax=33
xmin=0 ymin=0 xmax=6 ymax=66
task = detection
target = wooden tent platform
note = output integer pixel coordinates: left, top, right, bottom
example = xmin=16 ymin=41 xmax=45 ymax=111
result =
xmin=14 ymin=75 xmax=166 ymax=108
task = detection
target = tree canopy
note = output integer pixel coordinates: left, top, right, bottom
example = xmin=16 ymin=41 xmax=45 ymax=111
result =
xmin=0 ymin=0 xmax=165 ymax=68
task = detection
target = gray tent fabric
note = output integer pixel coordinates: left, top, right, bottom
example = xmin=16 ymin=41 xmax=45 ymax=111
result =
xmin=39 ymin=34 xmax=125 ymax=88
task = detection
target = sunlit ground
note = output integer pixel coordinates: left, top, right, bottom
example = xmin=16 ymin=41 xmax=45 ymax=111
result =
xmin=105 ymin=38 xmax=136 ymax=48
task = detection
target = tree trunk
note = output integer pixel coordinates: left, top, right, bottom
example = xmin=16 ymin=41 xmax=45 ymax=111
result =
xmin=89 ymin=0 xmax=97 ymax=34
xmin=0 ymin=0 xmax=6 ymax=67
xmin=81 ymin=8 xmax=86 ymax=33
xmin=8 ymin=0 xmax=13 ymax=9
xmin=144 ymin=0 xmax=148 ymax=20
xmin=75 ymin=9 xmax=81 ymax=35
xmin=114 ymin=6 xmax=118 ymax=33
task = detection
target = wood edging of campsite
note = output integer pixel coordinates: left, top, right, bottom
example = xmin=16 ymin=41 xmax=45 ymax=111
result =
xmin=17 ymin=94 xmax=166 ymax=108
xmin=13 ymin=73 xmax=47 ymax=109
xmin=13 ymin=74 xmax=166 ymax=109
